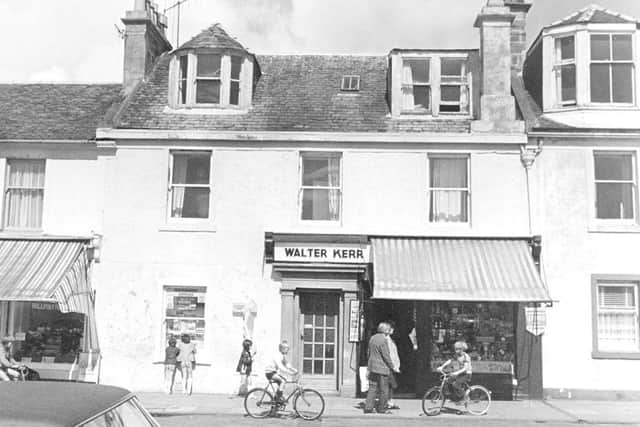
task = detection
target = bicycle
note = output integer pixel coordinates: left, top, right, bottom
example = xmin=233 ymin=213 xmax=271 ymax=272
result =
xmin=244 ymin=376 xmax=325 ymax=421
xmin=422 ymin=373 xmax=491 ymax=416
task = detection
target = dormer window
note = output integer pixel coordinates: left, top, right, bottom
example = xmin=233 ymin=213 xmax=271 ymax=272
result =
xmin=590 ymin=34 xmax=634 ymax=104
xmin=170 ymin=50 xmax=254 ymax=110
xmin=393 ymin=53 xmax=471 ymax=117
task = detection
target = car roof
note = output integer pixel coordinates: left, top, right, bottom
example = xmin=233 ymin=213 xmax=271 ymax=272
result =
xmin=0 ymin=382 xmax=133 ymax=427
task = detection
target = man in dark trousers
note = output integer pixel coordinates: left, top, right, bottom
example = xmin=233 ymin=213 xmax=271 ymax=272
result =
xmin=364 ymin=322 xmax=395 ymax=414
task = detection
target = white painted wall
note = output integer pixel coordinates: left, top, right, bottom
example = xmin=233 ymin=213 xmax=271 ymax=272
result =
xmin=531 ymin=145 xmax=640 ymax=393
xmin=93 ymin=142 xmax=531 ymax=392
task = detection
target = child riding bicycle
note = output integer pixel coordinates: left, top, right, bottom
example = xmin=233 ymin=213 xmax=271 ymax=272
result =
xmin=264 ymin=341 xmax=298 ymax=403
xmin=436 ymin=340 xmax=472 ymax=401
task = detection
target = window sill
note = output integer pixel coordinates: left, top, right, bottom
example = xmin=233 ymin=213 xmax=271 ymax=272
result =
xmin=299 ymin=220 xmax=342 ymax=228
xmin=546 ymin=105 xmax=640 ymax=113
xmin=159 ymin=224 xmax=217 ymax=233
xmin=592 ymin=351 xmax=640 ymax=360
xmin=588 ymin=222 xmax=640 ymax=234
xmin=163 ymin=106 xmax=249 ymax=115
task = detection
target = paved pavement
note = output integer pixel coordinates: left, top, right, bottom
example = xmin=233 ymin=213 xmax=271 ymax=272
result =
xmin=138 ymin=393 xmax=640 ymax=425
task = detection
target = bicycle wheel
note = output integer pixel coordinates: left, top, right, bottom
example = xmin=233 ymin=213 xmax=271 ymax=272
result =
xmin=293 ymin=388 xmax=325 ymax=420
xmin=465 ymin=385 xmax=491 ymax=416
xmin=244 ymin=388 xmax=276 ymax=419
xmin=422 ymin=386 xmax=445 ymax=416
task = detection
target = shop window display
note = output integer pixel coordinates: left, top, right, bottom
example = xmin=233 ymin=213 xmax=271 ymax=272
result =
xmin=163 ymin=286 xmax=206 ymax=350
xmin=430 ymin=302 xmax=515 ymax=374
xmin=10 ymin=302 xmax=85 ymax=364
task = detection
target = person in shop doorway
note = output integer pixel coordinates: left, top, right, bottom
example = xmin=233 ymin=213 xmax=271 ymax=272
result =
xmin=437 ymin=340 xmax=472 ymax=402
xmin=236 ymin=339 xmax=255 ymax=396
xmin=265 ymin=341 xmax=298 ymax=404
xmin=0 ymin=337 xmax=21 ymax=381
xmin=364 ymin=322 xmax=395 ymax=414
xmin=163 ymin=338 xmax=180 ymax=394
xmin=177 ymin=334 xmax=197 ymax=395
xmin=385 ymin=321 xmax=401 ymax=410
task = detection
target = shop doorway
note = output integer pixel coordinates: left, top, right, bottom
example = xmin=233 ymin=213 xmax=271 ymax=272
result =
xmin=370 ymin=300 xmax=419 ymax=396
xmin=299 ymin=292 xmax=339 ymax=392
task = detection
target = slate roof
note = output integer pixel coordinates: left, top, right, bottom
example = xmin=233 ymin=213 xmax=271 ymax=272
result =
xmin=546 ymin=4 xmax=638 ymax=29
xmin=115 ymin=53 xmax=472 ymax=133
xmin=176 ymin=23 xmax=246 ymax=52
xmin=0 ymin=84 xmax=122 ymax=140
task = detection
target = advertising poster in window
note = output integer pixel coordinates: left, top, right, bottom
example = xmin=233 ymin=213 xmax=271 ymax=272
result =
xmin=164 ymin=286 xmax=206 ymax=350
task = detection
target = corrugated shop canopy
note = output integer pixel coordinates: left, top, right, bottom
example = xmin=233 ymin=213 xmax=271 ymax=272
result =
xmin=0 ymin=239 xmax=94 ymax=314
xmin=371 ymin=238 xmax=551 ymax=302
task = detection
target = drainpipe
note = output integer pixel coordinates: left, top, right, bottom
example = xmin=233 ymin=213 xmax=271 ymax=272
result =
xmin=520 ymin=138 xmax=544 ymax=235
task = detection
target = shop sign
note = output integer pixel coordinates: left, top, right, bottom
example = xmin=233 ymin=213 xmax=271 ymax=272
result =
xmin=32 ymin=302 xmax=57 ymax=311
xmin=348 ymin=300 xmax=360 ymax=342
xmin=430 ymin=360 xmax=513 ymax=374
xmin=274 ymin=242 xmax=370 ymax=264
xmin=525 ymin=306 xmax=546 ymax=336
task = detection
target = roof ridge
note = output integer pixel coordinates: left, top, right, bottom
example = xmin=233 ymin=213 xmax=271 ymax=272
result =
xmin=547 ymin=3 xmax=638 ymax=28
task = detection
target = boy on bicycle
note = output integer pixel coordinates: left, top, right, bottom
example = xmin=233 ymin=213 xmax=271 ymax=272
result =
xmin=437 ymin=340 xmax=472 ymax=401
xmin=265 ymin=341 xmax=298 ymax=403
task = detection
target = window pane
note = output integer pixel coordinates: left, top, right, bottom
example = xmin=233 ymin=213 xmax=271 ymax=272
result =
xmin=314 ymin=315 xmax=324 ymax=327
xmin=612 ymin=64 xmax=633 ymax=103
xmin=430 ymin=190 xmax=469 ymax=222
xmin=304 ymin=344 xmax=312 ymax=358
xmin=302 ymin=156 xmax=340 ymax=187
xmin=596 ymin=183 xmax=634 ymax=219
xmin=441 ymin=59 xmax=464 ymax=77
xmin=171 ymin=187 xmax=210 ymax=218
xmin=404 ymin=59 xmax=430 ymax=84
xmin=196 ymin=80 xmax=220 ymax=104
xmin=594 ymin=153 xmax=633 ymax=181
xmin=231 ymin=56 xmax=242 ymax=80
xmin=197 ymin=54 xmax=221 ymax=77
xmin=326 ymin=328 xmax=335 ymax=343
xmin=590 ymin=64 xmax=611 ymax=102
xmin=314 ymin=328 xmax=323 ymax=342
xmin=325 ymin=344 xmax=334 ymax=358
xmin=325 ymin=360 xmax=334 ymax=375
xmin=179 ymin=56 xmax=188 ymax=104
xmin=612 ymin=34 xmax=633 ymax=61
xmin=560 ymin=36 xmax=575 ymax=60
xmin=172 ymin=152 xmax=211 ymax=184
xmin=413 ymin=86 xmax=430 ymax=110
xmin=430 ymin=157 xmax=468 ymax=188
xmin=561 ymin=64 xmax=576 ymax=102
xmin=599 ymin=286 xmax=635 ymax=308
xmin=314 ymin=360 xmax=323 ymax=374
xmin=303 ymin=359 xmax=312 ymax=374
xmin=230 ymin=81 xmax=240 ymax=106
xmin=302 ymin=189 xmax=340 ymax=221
xmin=303 ymin=328 xmax=312 ymax=341
xmin=441 ymin=86 xmax=461 ymax=102
xmin=598 ymin=311 xmax=638 ymax=352
xmin=591 ymin=35 xmax=611 ymax=61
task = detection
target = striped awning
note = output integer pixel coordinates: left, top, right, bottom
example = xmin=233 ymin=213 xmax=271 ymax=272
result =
xmin=0 ymin=239 xmax=94 ymax=314
xmin=371 ymin=238 xmax=551 ymax=302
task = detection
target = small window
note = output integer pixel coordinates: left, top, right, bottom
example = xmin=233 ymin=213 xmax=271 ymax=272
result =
xmin=169 ymin=151 xmax=212 ymax=220
xmin=3 ymin=159 xmax=45 ymax=230
xmin=590 ymin=34 xmax=634 ymax=104
xmin=341 ymin=75 xmax=360 ymax=91
xmin=402 ymin=59 xmax=431 ymax=112
xmin=555 ymin=36 xmax=576 ymax=106
xmin=594 ymin=151 xmax=637 ymax=220
xmin=178 ymin=55 xmax=189 ymax=105
xmin=300 ymin=153 xmax=341 ymax=221
xmin=428 ymin=155 xmax=469 ymax=223
xmin=594 ymin=282 xmax=639 ymax=354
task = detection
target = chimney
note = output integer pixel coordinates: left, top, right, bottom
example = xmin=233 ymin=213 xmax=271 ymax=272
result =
xmin=471 ymin=0 xmax=524 ymax=133
xmin=505 ymin=1 xmax=533 ymax=72
xmin=121 ymin=0 xmax=172 ymax=94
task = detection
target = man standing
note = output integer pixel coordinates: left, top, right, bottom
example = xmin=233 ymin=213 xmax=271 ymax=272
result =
xmin=364 ymin=322 xmax=395 ymax=414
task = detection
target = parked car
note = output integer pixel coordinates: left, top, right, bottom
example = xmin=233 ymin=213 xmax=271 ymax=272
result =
xmin=0 ymin=382 xmax=159 ymax=426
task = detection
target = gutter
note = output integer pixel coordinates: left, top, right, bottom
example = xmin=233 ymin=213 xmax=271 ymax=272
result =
xmin=96 ymin=128 xmax=527 ymax=145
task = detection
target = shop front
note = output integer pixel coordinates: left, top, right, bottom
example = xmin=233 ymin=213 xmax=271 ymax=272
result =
xmin=265 ymin=233 xmax=370 ymax=396
xmin=0 ymin=237 xmax=100 ymax=382
xmin=364 ymin=237 xmax=551 ymax=400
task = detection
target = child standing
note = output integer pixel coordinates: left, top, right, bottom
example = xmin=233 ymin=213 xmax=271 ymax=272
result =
xmin=177 ymin=334 xmax=197 ymax=395
xmin=164 ymin=338 xmax=180 ymax=394
xmin=236 ymin=339 xmax=254 ymax=396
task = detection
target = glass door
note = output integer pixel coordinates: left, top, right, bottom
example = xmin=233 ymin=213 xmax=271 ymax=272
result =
xmin=300 ymin=292 xmax=339 ymax=391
